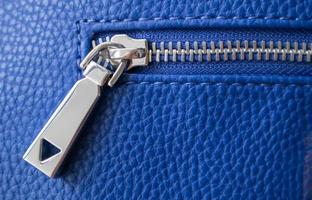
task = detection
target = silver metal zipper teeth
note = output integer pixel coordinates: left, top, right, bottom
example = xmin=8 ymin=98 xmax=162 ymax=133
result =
xmin=93 ymin=39 xmax=312 ymax=63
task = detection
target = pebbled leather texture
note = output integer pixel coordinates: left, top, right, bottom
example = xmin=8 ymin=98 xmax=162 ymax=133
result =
xmin=1 ymin=0 xmax=312 ymax=199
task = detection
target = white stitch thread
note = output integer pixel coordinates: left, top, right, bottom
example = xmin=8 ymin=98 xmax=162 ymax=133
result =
xmin=121 ymin=81 xmax=312 ymax=88
xmin=77 ymin=15 xmax=312 ymax=24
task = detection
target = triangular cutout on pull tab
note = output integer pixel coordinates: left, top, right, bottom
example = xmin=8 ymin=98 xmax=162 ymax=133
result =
xmin=39 ymin=139 xmax=61 ymax=162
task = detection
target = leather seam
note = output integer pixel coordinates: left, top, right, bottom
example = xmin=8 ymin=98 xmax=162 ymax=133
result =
xmin=77 ymin=16 xmax=312 ymax=23
xmin=121 ymin=81 xmax=312 ymax=87
xmin=76 ymin=21 xmax=82 ymax=67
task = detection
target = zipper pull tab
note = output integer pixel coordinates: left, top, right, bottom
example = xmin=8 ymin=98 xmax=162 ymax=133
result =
xmin=23 ymin=35 xmax=148 ymax=177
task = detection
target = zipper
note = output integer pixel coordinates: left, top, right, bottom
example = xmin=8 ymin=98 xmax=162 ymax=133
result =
xmin=23 ymin=34 xmax=312 ymax=177
xmin=94 ymin=37 xmax=312 ymax=63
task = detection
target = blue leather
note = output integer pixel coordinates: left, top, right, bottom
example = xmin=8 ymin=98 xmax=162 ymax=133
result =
xmin=1 ymin=0 xmax=312 ymax=199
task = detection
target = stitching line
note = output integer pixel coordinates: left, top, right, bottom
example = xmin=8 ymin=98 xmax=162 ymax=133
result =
xmin=121 ymin=81 xmax=312 ymax=88
xmin=78 ymin=16 xmax=312 ymax=23
xmin=76 ymin=21 xmax=82 ymax=67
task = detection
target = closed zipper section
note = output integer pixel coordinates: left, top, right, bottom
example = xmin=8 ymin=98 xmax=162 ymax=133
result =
xmin=90 ymin=29 xmax=312 ymax=76
xmin=93 ymin=38 xmax=312 ymax=63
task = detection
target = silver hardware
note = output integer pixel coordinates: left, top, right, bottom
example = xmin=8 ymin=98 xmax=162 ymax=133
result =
xmin=107 ymin=60 xmax=128 ymax=87
xmin=23 ymin=35 xmax=148 ymax=177
xmin=23 ymin=62 xmax=112 ymax=177
xmin=110 ymin=34 xmax=148 ymax=69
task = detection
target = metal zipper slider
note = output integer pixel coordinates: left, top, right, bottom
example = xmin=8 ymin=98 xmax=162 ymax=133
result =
xmin=23 ymin=35 xmax=148 ymax=177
